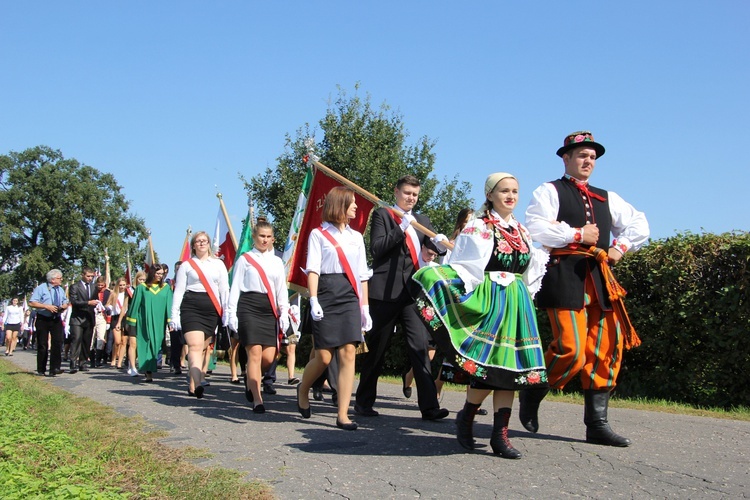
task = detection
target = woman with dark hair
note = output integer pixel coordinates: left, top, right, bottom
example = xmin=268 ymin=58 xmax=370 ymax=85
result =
xmin=413 ymin=173 xmax=549 ymax=459
xmin=227 ymin=219 xmax=289 ymax=414
xmin=171 ymin=231 xmax=229 ymax=398
xmin=3 ymin=298 xmax=24 ymax=356
xmin=106 ymin=277 xmax=129 ymax=368
xmin=296 ymin=186 xmax=372 ymax=430
xmin=125 ymin=265 xmax=172 ymax=383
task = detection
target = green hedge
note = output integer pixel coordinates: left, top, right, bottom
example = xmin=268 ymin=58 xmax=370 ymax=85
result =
xmin=612 ymin=231 xmax=750 ymax=408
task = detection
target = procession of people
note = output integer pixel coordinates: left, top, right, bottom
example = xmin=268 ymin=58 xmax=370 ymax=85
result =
xmin=11 ymin=130 xmax=648 ymax=457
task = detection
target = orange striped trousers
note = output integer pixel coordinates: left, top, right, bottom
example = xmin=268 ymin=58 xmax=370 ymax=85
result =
xmin=544 ymin=278 xmax=623 ymax=390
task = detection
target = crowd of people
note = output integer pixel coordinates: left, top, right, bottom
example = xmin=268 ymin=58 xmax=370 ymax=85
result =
xmin=9 ymin=131 xmax=649 ymax=458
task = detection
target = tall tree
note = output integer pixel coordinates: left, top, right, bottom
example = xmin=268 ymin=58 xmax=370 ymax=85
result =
xmin=244 ymin=85 xmax=473 ymax=248
xmin=0 ymin=146 xmax=150 ymax=296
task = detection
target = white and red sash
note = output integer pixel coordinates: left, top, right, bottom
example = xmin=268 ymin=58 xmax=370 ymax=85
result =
xmin=315 ymin=226 xmax=360 ymax=301
xmin=386 ymin=208 xmax=420 ymax=271
xmin=182 ymin=259 xmax=222 ymax=317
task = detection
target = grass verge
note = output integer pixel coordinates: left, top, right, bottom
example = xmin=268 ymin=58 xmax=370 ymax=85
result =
xmin=0 ymin=360 xmax=273 ymax=499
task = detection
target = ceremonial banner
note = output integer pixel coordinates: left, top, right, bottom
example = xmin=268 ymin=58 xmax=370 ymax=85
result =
xmin=230 ymin=209 xmax=254 ymax=286
xmin=126 ymin=251 xmax=133 ymax=285
xmin=178 ymin=228 xmax=192 ymax=262
xmin=144 ymin=235 xmax=156 ymax=270
xmin=213 ymin=206 xmax=237 ymax=272
xmin=285 ymin=166 xmax=375 ymax=290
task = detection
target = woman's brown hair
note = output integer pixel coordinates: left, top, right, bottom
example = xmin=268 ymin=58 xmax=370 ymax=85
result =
xmin=321 ymin=187 xmax=355 ymax=225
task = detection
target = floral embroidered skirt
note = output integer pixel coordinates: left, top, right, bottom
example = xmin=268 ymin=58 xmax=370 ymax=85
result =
xmin=413 ymin=265 xmax=548 ymax=391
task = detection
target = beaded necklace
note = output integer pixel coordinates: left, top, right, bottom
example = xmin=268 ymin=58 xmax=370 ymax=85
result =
xmin=485 ymin=213 xmax=527 ymax=252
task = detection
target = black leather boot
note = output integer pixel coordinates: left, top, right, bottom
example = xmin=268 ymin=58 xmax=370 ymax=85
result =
xmin=456 ymin=401 xmax=481 ymax=450
xmin=490 ymin=408 xmax=522 ymax=459
xmin=518 ymin=387 xmax=548 ymax=433
xmin=584 ymin=389 xmax=632 ymax=447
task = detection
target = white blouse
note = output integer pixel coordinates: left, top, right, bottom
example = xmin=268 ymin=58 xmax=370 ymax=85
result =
xmin=226 ymin=248 xmax=289 ymax=321
xmin=305 ymin=222 xmax=371 ymax=285
xmin=106 ymin=292 xmax=126 ymax=316
xmin=172 ymin=256 xmax=230 ymax=325
xmin=447 ymin=213 xmax=549 ymax=296
xmin=3 ymin=305 xmax=24 ymax=325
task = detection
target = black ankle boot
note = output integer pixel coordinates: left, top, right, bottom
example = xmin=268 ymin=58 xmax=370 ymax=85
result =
xmin=584 ymin=389 xmax=631 ymax=447
xmin=456 ymin=401 xmax=481 ymax=450
xmin=490 ymin=408 xmax=522 ymax=459
xmin=518 ymin=387 xmax=548 ymax=433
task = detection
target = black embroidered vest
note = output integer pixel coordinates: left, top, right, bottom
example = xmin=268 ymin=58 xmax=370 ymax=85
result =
xmin=535 ymin=177 xmax=612 ymax=310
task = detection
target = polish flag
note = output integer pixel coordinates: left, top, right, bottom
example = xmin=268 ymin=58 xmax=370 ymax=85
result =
xmin=213 ymin=208 xmax=236 ymax=272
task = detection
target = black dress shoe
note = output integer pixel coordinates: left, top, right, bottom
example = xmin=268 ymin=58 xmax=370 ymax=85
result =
xmin=53 ymin=368 xmax=64 ymax=375
xmin=263 ymin=385 xmax=277 ymax=395
xmin=422 ymin=407 xmax=450 ymax=421
xmin=336 ymin=419 xmax=358 ymax=431
xmin=79 ymin=365 xmax=90 ymax=372
xmin=69 ymin=368 xmax=78 ymax=374
xmin=401 ymin=372 xmax=412 ymax=399
xmin=297 ymin=385 xmax=311 ymax=419
xmin=354 ymin=404 xmax=379 ymax=417
xmin=477 ymin=408 xmax=488 ymax=416
xmin=312 ymin=387 xmax=324 ymax=401
xmin=173 ymin=368 xmax=182 ymax=376
xmin=195 ymin=386 xmax=204 ymax=399
xmin=253 ymin=404 xmax=266 ymax=414
xmin=230 ymin=378 xmax=241 ymax=384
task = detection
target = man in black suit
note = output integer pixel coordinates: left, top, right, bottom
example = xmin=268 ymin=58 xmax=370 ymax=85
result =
xmin=68 ymin=266 xmax=99 ymax=373
xmin=355 ymin=175 xmax=449 ymax=420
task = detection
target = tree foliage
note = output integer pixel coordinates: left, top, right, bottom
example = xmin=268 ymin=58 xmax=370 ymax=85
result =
xmin=243 ymin=85 xmax=474 ymax=247
xmin=0 ymin=146 xmax=149 ymax=296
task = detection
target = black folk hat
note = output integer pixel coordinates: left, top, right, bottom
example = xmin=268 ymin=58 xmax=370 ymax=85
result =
xmin=556 ymin=131 xmax=605 ymax=158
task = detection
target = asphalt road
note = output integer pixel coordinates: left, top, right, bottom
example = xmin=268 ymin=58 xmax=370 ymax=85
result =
xmin=5 ymin=350 xmax=749 ymax=499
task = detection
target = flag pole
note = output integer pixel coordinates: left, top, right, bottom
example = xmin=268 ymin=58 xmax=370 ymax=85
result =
xmin=104 ymin=248 xmax=111 ymax=287
xmin=216 ymin=193 xmax=238 ymax=250
xmin=147 ymin=231 xmax=156 ymax=266
xmin=310 ymin=159 xmax=453 ymax=249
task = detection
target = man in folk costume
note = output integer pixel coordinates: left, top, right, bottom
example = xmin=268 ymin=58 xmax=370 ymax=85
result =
xmin=355 ymin=175 xmax=450 ymax=420
xmin=523 ymin=131 xmax=649 ymax=446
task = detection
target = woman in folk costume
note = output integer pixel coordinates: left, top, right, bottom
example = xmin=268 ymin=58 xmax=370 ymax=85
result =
xmin=105 ymin=277 xmax=129 ymax=369
xmin=226 ymin=219 xmax=289 ymax=414
xmin=125 ymin=265 xmax=172 ymax=383
xmin=171 ymin=231 xmax=229 ymax=398
xmin=413 ymin=172 xmax=549 ymax=459
xmin=296 ymin=187 xmax=372 ymax=431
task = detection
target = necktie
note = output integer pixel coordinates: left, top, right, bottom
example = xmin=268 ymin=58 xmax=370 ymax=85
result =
xmin=86 ymin=283 xmax=91 ymax=298
xmin=52 ymin=287 xmax=59 ymax=307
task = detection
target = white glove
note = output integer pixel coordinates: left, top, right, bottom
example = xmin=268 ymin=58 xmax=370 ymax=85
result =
xmin=361 ymin=305 xmax=373 ymax=331
xmin=279 ymin=316 xmax=290 ymax=334
xmin=106 ymin=324 xmax=111 ymax=331
xmin=171 ymin=319 xmax=181 ymax=331
xmin=399 ymin=213 xmax=416 ymax=231
xmin=228 ymin=315 xmax=238 ymax=332
xmin=431 ymin=233 xmax=449 ymax=252
xmin=310 ymin=297 xmax=324 ymax=321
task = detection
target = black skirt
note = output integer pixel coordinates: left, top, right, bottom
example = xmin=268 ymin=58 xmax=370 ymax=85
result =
xmin=5 ymin=323 xmax=20 ymax=332
xmin=237 ymin=292 xmax=277 ymax=347
xmin=180 ymin=291 xmax=220 ymax=339
xmin=312 ymin=274 xmax=361 ymax=349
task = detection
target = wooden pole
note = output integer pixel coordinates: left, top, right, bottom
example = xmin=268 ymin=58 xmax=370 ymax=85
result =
xmin=312 ymin=160 xmax=453 ymax=250
xmin=217 ymin=193 xmax=239 ymax=250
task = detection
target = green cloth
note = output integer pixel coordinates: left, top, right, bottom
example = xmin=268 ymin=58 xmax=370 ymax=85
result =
xmin=126 ymin=283 xmax=172 ymax=372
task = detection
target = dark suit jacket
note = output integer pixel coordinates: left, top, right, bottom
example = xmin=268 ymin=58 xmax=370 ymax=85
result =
xmin=368 ymin=207 xmax=435 ymax=302
xmin=69 ymin=280 xmax=96 ymax=323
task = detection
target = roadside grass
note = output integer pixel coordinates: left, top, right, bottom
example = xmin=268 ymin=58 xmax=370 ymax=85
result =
xmin=0 ymin=360 xmax=273 ymax=500
xmin=382 ymin=376 xmax=750 ymax=422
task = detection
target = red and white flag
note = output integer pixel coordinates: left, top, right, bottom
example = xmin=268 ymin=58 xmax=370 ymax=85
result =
xmin=285 ymin=166 xmax=375 ymax=290
xmin=213 ymin=207 xmax=237 ymax=272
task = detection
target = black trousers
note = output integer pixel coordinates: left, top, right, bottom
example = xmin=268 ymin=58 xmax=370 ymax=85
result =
xmin=355 ymin=298 xmax=438 ymax=412
xmin=36 ymin=315 xmax=64 ymax=374
xmin=170 ymin=329 xmax=185 ymax=369
xmin=69 ymin=316 xmax=94 ymax=368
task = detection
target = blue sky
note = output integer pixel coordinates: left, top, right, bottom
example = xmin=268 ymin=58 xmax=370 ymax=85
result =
xmin=2 ymin=1 xmax=748 ymax=262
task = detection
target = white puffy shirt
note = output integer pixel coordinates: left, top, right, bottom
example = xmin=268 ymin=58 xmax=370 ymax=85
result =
xmin=171 ymin=256 xmax=230 ymax=325
xmin=525 ymin=182 xmax=650 ymax=252
xmin=226 ymin=248 xmax=289 ymax=320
